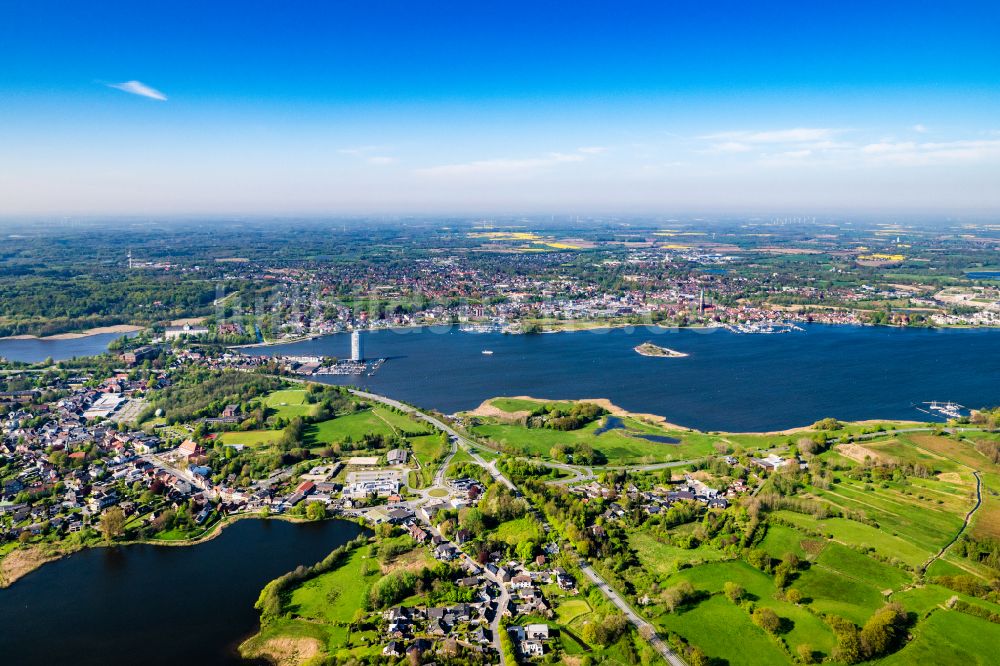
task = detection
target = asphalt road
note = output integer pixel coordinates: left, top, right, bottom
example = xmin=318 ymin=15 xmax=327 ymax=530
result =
xmin=349 ymin=388 xmax=688 ymax=665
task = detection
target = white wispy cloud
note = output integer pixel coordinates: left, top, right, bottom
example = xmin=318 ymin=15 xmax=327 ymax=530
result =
xmin=367 ymin=156 xmax=397 ymax=166
xmin=577 ymin=146 xmax=607 ymax=154
xmin=860 ymin=139 xmax=1000 ymax=166
xmin=338 ymin=145 xmax=384 ymax=156
xmin=757 ymin=149 xmax=815 ymax=166
xmin=107 ymin=80 xmax=167 ymax=101
xmin=862 ymin=141 xmax=917 ymax=154
xmin=415 ymin=152 xmax=585 ymax=178
xmin=701 ymin=127 xmax=841 ymax=144
xmin=705 ymin=141 xmax=753 ymax=153
xmin=912 ymin=124 xmax=929 ymax=133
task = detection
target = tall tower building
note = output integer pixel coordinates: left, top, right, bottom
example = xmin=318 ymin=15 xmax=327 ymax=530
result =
xmin=351 ymin=330 xmax=363 ymax=362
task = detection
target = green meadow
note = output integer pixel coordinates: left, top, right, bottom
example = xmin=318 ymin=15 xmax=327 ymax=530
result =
xmin=262 ymin=388 xmax=319 ymax=420
xmin=470 ymin=417 xmax=719 ymax=464
xmin=217 ymin=429 xmax=282 ymax=447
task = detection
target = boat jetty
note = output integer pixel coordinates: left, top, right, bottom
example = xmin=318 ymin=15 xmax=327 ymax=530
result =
xmin=916 ymin=401 xmax=969 ymax=420
xmin=724 ymin=322 xmax=804 ymax=334
xmin=275 ymin=355 xmax=385 ymax=377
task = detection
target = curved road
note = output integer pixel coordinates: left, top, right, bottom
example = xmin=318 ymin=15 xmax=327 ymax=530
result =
xmin=348 ymin=388 xmax=687 ymax=666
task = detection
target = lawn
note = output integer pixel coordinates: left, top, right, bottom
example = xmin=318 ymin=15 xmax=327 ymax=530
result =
xmin=656 ymin=595 xmax=790 ymax=666
xmin=759 ymin=524 xmax=811 ymax=560
xmin=771 ymin=511 xmax=934 ymax=569
xmin=662 ymin=560 xmax=835 ymax=652
xmin=262 ymin=389 xmax=319 ymax=420
xmin=493 ymin=516 xmax=544 ymax=546
xmin=471 ymin=418 xmax=718 ymax=465
xmin=663 ymin=560 xmax=777 ymax=599
xmin=557 ymin=627 xmax=590 ymax=656
xmin=792 ymin=565 xmax=885 ymax=625
xmin=468 ymin=444 xmax=500 ymax=461
xmin=218 ymin=429 xmax=281 ymax=447
xmin=371 ymin=406 xmax=431 ymax=435
xmin=410 ymin=433 xmax=447 ymax=464
xmin=490 ymin=397 xmax=569 ymax=414
xmin=630 ymin=529 xmax=728 ymax=577
xmin=890 ymin=584 xmax=956 ymax=617
xmin=814 ymin=543 xmax=912 ymax=591
xmin=554 ymin=598 xmax=592 ymax=625
xmin=287 ymin=548 xmax=378 ymax=624
xmin=449 ymin=446 xmax=473 ymax=465
xmin=304 ymin=409 xmax=396 ymax=445
xmin=877 ymin=608 xmax=1000 ymax=665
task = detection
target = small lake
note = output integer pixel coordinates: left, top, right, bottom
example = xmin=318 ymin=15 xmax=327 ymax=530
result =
xmin=594 ymin=415 xmax=681 ymax=443
xmin=249 ymin=324 xmax=1000 ymax=432
xmin=0 ymin=332 xmax=129 ymax=363
xmin=0 ymin=518 xmax=364 ymax=666
xmin=966 ymin=271 xmax=1000 ymax=280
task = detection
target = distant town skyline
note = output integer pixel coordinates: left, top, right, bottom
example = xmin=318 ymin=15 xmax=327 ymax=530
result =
xmin=2 ymin=0 xmax=999 ymax=215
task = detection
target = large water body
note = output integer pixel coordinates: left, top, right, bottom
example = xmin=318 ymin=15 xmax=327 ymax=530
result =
xmin=0 ymin=518 xmax=364 ymax=666
xmin=0 ymin=332 xmax=127 ymax=363
xmin=251 ymin=325 xmax=1000 ymax=432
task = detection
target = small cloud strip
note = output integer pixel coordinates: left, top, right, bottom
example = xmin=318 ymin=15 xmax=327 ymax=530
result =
xmin=107 ymin=80 xmax=167 ymax=101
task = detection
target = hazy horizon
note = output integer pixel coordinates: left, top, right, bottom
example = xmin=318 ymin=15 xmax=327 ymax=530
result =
xmin=2 ymin=1 xmax=999 ymax=216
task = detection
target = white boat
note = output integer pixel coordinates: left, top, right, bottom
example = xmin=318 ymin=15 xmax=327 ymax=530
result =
xmin=481 ymin=350 xmax=494 ymax=355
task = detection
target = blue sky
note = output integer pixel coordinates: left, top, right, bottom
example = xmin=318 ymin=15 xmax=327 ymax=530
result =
xmin=2 ymin=0 xmax=999 ymax=215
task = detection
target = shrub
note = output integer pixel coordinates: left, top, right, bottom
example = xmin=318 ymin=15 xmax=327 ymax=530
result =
xmin=724 ymin=581 xmax=745 ymax=603
xmin=752 ymin=607 xmax=780 ymax=633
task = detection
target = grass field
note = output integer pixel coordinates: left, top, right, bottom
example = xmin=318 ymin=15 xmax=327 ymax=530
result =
xmin=654 ymin=559 xmax=839 ymax=658
xmin=877 ymin=608 xmax=1000 ymax=665
xmin=471 ymin=418 xmax=719 ymax=464
xmin=792 ymin=565 xmax=885 ymax=624
xmin=759 ymin=524 xmax=811 ymax=560
xmin=218 ymin=429 xmax=281 ymax=447
xmin=468 ymin=443 xmax=500 ymax=461
xmin=890 ymin=584 xmax=957 ymax=617
xmin=369 ymin=406 xmax=432 ymax=435
xmin=304 ymin=409 xmax=397 ymax=445
xmin=262 ymin=389 xmax=319 ymax=420
xmin=814 ymin=543 xmax=912 ymax=591
xmin=287 ymin=548 xmax=378 ymax=624
xmin=493 ymin=516 xmax=544 ymax=546
xmin=554 ymin=598 xmax=592 ymax=625
xmin=410 ymin=433 xmax=447 ymax=463
xmin=630 ymin=529 xmax=729 ymax=576
xmin=490 ymin=397 xmax=573 ymax=414
xmin=656 ymin=595 xmax=790 ymax=666
xmin=773 ymin=511 xmax=931 ymax=569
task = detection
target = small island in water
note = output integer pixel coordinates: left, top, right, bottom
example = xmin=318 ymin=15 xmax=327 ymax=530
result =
xmin=634 ymin=341 xmax=688 ymax=358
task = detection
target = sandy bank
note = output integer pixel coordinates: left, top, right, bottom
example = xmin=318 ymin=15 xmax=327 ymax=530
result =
xmin=0 ymin=324 xmax=144 ymax=341
xmin=467 ymin=395 xmax=929 ymax=436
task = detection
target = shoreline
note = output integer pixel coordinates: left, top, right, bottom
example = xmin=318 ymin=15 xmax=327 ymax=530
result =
xmin=0 ymin=324 xmax=144 ymax=341
xmin=230 ymin=319 xmax=1000 ymax=353
xmin=465 ymin=394 xmax=931 ymax=435
xmin=0 ymin=512 xmax=321 ymax=589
